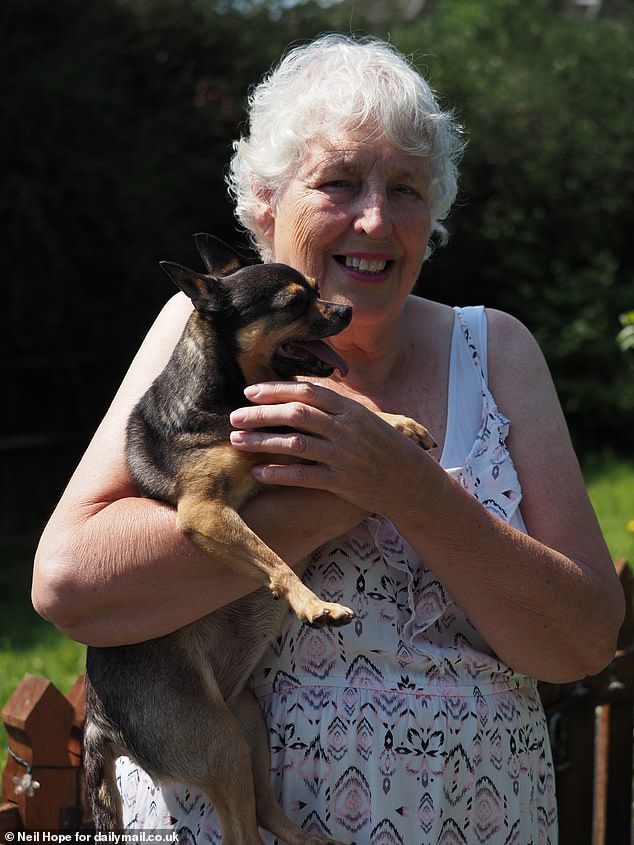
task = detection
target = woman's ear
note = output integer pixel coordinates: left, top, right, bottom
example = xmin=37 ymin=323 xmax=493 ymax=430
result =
xmin=252 ymin=182 xmax=276 ymax=243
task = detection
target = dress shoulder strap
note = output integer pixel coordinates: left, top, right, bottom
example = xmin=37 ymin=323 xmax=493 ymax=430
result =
xmin=455 ymin=305 xmax=488 ymax=384
xmin=448 ymin=305 xmax=527 ymax=530
xmin=442 ymin=306 xmax=487 ymax=470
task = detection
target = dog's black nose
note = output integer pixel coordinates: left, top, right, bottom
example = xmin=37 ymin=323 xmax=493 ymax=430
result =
xmin=334 ymin=303 xmax=353 ymax=324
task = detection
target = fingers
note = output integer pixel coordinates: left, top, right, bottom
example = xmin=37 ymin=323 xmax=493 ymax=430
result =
xmin=230 ymin=427 xmax=313 ymax=457
xmin=250 ymin=460 xmax=337 ymax=491
xmin=229 ymin=382 xmax=354 ymax=489
xmin=230 ymin=382 xmax=343 ymax=438
xmin=243 ymin=381 xmax=343 ymax=415
xmin=227 ymin=381 xmax=432 ymax=514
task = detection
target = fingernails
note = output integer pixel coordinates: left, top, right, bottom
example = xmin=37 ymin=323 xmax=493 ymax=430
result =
xmin=229 ymin=409 xmax=246 ymax=425
xmin=244 ymin=384 xmax=262 ymax=399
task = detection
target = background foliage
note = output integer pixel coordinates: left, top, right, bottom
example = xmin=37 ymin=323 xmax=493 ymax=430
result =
xmin=396 ymin=0 xmax=634 ymax=449
xmin=1 ymin=0 xmax=633 ymax=540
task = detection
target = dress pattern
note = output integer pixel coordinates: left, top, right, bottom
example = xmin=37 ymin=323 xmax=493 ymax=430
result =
xmin=115 ymin=307 xmax=558 ymax=844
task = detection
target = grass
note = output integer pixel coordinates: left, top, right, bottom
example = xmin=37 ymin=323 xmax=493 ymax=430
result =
xmin=0 ymin=453 xmax=632 ymax=772
xmin=583 ymin=452 xmax=634 ymax=564
xmin=0 ymin=535 xmax=86 ymax=768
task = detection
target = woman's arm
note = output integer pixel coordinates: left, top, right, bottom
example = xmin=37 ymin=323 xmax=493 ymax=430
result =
xmin=227 ymin=312 xmax=624 ymax=683
xmin=32 ymin=293 xmax=364 ymax=647
xmin=403 ymin=309 xmax=624 ymax=682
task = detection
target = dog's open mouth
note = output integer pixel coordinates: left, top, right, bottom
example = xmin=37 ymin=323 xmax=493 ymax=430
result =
xmin=274 ymin=340 xmax=349 ymax=378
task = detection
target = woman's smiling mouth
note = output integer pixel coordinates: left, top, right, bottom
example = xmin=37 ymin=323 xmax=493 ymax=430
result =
xmin=336 ymin=255 xmax=394 ymax=275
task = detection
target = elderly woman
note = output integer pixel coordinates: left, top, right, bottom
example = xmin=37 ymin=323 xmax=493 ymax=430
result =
xmin=33 ymin=34 xmax=622 ymax=844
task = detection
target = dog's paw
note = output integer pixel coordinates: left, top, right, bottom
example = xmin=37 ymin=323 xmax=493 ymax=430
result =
xmin=299 ymin=597 xmax=355 ymax=629
xmin=378 ymin=412 xmax=437 ymax=451
xmin=307 ymin=603 xmax=356 ymax=629
xmin=282 ymin=579 xmax=354 ymax=628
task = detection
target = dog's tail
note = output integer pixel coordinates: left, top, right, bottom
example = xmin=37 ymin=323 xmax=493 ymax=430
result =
xmin=84 ymin=720 xmax=123 ymax=832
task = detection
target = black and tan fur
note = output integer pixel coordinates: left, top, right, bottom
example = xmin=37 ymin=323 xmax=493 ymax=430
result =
xmin=84 ymin=235 xmax=435 ymax=845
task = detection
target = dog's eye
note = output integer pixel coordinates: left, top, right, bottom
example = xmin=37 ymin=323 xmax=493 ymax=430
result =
xmin=288 ymin=292 xmax=308 ymax=313
xmin=272 ymin=288 xmax=308 ymax=314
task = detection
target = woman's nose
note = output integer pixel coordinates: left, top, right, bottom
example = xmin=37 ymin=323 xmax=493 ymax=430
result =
xmin=353 ymin=191 xmax=393 ymax=238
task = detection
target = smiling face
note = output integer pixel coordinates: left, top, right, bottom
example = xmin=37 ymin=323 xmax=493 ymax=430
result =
xmin=254 ymin=133 xmax=432 ymax=338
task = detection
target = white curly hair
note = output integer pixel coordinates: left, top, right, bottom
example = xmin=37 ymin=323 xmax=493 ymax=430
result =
xmin=226 ymin=34 xmax=465 ymax=261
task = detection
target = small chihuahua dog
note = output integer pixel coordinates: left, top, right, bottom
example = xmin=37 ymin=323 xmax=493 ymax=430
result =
xmin=84 ymin=235 xmax=435 ymax=845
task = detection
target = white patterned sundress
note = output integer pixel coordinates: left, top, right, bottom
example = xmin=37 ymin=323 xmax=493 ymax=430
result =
xmin=115 ymin=306 xmax=558 ymax=844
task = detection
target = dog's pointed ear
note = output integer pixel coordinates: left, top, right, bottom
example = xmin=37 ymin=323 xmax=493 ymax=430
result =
xmin=194 ymin=233 xmax=245 ymax=277
xmin=159 ymin=261 xmax=225 ymax=313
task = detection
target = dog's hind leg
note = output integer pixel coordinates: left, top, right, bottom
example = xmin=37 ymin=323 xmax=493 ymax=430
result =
xmin=84 ymin=721 xmax=124 ymax=832
xmin=190 ymin=714 xmax=265 ymax=845
xmin=231 ymin=688 xmax=346 ymax=845
xmin=177 ymin=495 xmax=354 ymax=627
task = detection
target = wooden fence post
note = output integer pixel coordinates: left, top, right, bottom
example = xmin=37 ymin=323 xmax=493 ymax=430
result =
xmin=540 ymin=558 xmax=634 ymax=845
xmin=551 ymin=683 xmax=596 ymax=845
xmin=66 ymin=675 xmax=91 ymax=825
xmin=1 ymin=674 xmax=80 ymax=830
xmin=603 ymin=558 xmax=634 ymax=845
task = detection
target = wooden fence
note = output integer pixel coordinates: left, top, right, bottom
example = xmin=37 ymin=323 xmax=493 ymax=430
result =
xmin=538 ymin=557 xmax=634 ymax=845
xmin=1 ymin=560 xmax=633 ymax=840
xmin=0 ymin=674 xmax=90 ymax=833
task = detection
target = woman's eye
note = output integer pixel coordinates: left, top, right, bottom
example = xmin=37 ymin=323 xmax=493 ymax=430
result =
xmin=393 ymin=184 xmax=419 ymax=197
xmin=321 ymin=180 xmax=354 ymax=190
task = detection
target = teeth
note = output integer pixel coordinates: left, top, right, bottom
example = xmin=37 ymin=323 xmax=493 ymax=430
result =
xmin=345 ymin=256 xmax=388 ymax=273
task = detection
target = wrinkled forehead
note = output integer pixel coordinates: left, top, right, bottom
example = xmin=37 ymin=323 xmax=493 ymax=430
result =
xmin=298 ymin=134 xmax=432 ymax=183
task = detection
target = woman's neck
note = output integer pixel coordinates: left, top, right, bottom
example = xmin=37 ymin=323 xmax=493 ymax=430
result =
xmin=327 ymin=297 xmax=418 ymax=398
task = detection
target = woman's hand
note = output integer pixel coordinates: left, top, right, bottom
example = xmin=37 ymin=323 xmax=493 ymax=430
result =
xmin=229 ymin=381 xmax=433 ymax=518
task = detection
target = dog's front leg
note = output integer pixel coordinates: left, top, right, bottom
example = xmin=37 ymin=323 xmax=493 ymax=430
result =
xmin=176 ymin=495 xmax=354 ymax=627
xmin=375 ymin=412 xmax=437 ymax=450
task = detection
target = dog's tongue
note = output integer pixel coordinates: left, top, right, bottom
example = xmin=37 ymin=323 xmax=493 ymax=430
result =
xmin=299 ymin=340 xmax=349 ymax=377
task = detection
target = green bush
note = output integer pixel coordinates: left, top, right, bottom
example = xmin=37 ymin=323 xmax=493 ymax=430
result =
xmin=2 ymin=0 xmax=242 ymax=443
xmin=0 ymin=0 xmax=361 ymax=451
xmin=618 ymin=310 xmax=634 ymax=352
xmin=394 ymin=0 xmax=634 ymax=452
